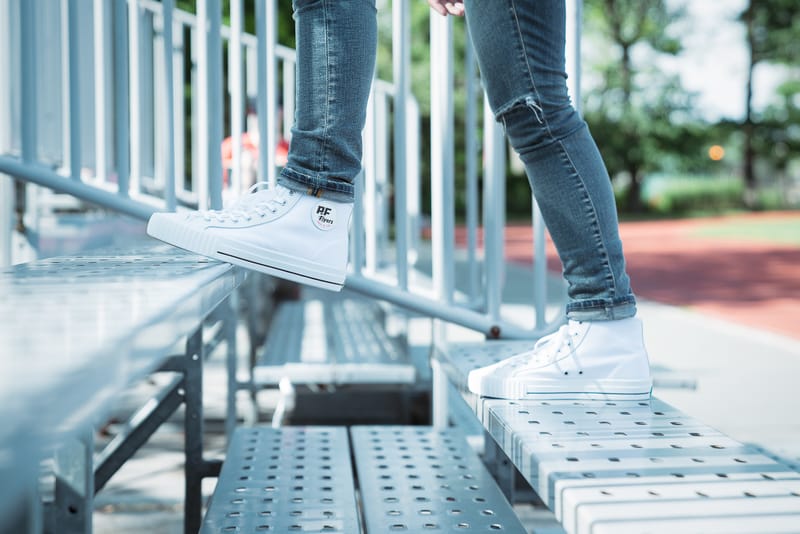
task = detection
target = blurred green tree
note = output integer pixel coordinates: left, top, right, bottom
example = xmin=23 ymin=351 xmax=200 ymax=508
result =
xmin=739 ymin=0 xmax=800 ymax=205
xmin=582 ymin=0 xmax=697 ymax=212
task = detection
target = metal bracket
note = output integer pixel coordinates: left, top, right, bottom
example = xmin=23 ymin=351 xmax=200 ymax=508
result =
xmin=43 ymin=430 xmax=93 ymax=534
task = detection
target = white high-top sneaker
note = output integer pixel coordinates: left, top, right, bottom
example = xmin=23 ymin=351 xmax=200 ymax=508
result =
xmin=467 ymin=317 xmax=653 ymax=401
xmin=147 ymin=184 xmax=352 ymax=291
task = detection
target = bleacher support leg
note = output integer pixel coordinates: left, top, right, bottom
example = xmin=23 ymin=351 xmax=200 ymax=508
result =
xmin=483 ymin=429 xmax=516 ymax=503
xmin=183 ymin=326 xmax=204 ymax=534
xmin=431 ymin=357 xmax=449 ymax=430
xmin=224 ymin=294 xmax=238 ymax=440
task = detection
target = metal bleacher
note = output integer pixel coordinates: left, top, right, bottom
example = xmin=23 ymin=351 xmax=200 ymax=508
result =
xmin=438 ymin=341 xmax=800 ymax=533
xmin=0 ymin=245 xmax=244 ymax=533
xmin=201 ymin=426 xmax=528 ymax=533
xmin=3 ymin=1 xmax=800 ymax=533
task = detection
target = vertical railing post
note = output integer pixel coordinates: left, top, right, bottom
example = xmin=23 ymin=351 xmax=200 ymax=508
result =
xmin=375 ymin=92 xmax=390 ymax=266
xmin=406 ymin=97 xmax=421 ymax=264
xmin=93 ymin=0 xmax=107 ymax=184
xmin=173 ymin=21 xmax=186 ymax=201
xmin=430 ymin=15 xmax=455 ymax=306
xmin=140 ymin=9 xmax=155 ymax=185
xmin=224 ymin=295 xmax=239 ymax=441
xmin=256 ymin=0 xmax=277 ymax=187
xmin=229 ymin=0 xmax=244 ymax=197
xmin=0 ymin=1 xmax=10 ymax=267
xmin=566 ymin=0 xmax=582 ymax=116
xmin=0 ymin=177 xmax=11 ymax=268
xmin=483 ymin=95 xmax=505 ymax=324
xmin=266 ymin=0 xmax=277 ymax=188
xmin=67 ymin=0 xmax=81 ymax=180
xmin=363 ymin=89 xmax=378 ymax=274
xmin=393 ymin=0 xmax=410 ymax=290
xmin=282 ymin=57 xmax=295 ymax=141
xmin=430 ymin=12 xmax=455 ymax=430
xmin=352 ymin=169 xmax=366 ymax=273
xmin=20 ymin=0 xmax=37 ymax=164
xmin=464 ymin=32 xmax=480 ymax=305
xmin=162 ymin=0 xmax=177 ymax=210
xmin=207 ymin=0 xmax=223 ymax=209
xmin=114 ymin=0 xmax=130 ymax=197
xmin=0 ymin=2 xmax=10 ymax=157
xmin=532 ymin=199 xmax=548 ymax=329
xmin=196 ymin=0 xmax=209 ymax=208
xmin=128 ymin=0 xmax=142 ymax=196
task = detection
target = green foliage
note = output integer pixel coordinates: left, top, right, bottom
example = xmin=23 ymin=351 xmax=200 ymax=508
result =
xmin=738 ymin=0 xmax=800 ymax=197
xmin=740 ymin=0 xmax=800 ymax=66
xmin=175 ymin=1 xmax=297 ymax=45
xmin=692 ymin=216 xmax=800 ymax=246
xmin=641 ymin=174 xmax=745 ymax=215
xmin=582 ymin=0 xmax=701 ymax=212
xmin=375 ymin=3 xmax=478 ymax=218
xmin=751 ymin=80 xmax=800 ymax=176
xmin=175 ymin=0 xmax=799 ymax=217
xmin=590 ymin=0 xmax=684 ymax=55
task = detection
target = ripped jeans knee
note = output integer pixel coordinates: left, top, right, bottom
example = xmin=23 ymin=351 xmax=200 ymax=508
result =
xmin=495 ymin=93 xmax=586 ymax=164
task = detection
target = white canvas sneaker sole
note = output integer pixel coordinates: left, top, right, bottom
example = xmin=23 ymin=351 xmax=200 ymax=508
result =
xmin=147 ymin=212 xmax=346 ymax=292
xmin=467 ymin=318 xmax=653 ymax=401
xmin=470 ymin=374 xmax=653 ymax=401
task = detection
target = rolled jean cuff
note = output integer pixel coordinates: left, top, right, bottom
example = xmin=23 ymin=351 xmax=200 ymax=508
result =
xmin=566 ymin=295 xmax=637 ymax=321
xmin=279 ymin=166 xmax=355 ymax=202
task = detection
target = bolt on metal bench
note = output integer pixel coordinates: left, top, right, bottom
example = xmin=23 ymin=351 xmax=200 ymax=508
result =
xmin=0 ymin=245 xmax=245 ymax=534
xmin=436 ymin=340 xmax=800 ymax=533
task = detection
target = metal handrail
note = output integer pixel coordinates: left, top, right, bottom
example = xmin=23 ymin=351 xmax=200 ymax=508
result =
xmin=0 ymin=0 xmax=569 ymax=341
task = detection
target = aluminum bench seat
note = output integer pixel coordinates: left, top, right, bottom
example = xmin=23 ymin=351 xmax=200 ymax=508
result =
xmin=436 ymin=340 xmax=800 ymax=534
xmin=202 ymin=425 xmax=527 ymax=533
xmin=0 ymin=244 xmax=242 ymax=434
xmin=0 ymin=244 xmax=245 ymax=533
xmin=253 ymin=297 xmax=416 ymax=386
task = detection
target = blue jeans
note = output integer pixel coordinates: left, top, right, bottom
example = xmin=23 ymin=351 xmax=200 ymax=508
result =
xmin=278 ymin=0 xmax=377 ymax=200
xmin=280 ymin=0 xmax=637 ymax=321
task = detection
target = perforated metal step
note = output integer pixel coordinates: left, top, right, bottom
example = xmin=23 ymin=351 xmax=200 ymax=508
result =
xmin=254 ymin=298 xmax=415 ymax=385
xmin=350 ymin=426 xmax=527 ymax=533
xmin=201 ymin=427 xmax=360 ymax=533
xmin=436 ymin=340 xmax=800 ymax=533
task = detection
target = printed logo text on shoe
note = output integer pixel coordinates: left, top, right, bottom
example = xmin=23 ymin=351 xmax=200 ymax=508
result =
xmin=312 ymin=202 xmax=336 ymax=231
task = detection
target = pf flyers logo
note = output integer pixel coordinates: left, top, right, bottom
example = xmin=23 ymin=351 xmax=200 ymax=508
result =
xmin=312 ymin=203 xmax=336 ymax=231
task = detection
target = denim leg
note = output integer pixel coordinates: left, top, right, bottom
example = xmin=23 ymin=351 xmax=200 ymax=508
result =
xmin=278 ymin=0 xmax=377 ymax=201
xmin=465 ymin=0 xmax=636 ymax=321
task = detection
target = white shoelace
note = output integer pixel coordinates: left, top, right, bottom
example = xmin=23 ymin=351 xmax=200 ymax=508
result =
xmin=506 ymin=322 xmax=581 ymax=368
xmin=191 ymin=182 xmax=292 ymax=223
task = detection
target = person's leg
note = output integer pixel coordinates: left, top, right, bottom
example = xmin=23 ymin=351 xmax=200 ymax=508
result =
xmin=279 ymin=0 xmax=377 ymax=201
xmin=466 ymin=0 xmax=631 ymax=320
xmin=147 ymin=0 xmax=377 ymax=291
xmin=464 ymin=0 xmax=651 ymax=399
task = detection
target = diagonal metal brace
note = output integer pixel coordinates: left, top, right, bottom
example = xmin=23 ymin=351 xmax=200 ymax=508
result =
xmin=93 ymin=374 xmax=185 ymax=493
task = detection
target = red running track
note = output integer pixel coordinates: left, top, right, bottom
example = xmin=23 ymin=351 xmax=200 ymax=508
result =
xmin=454 ymin=212 xmax=800 ymax=340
